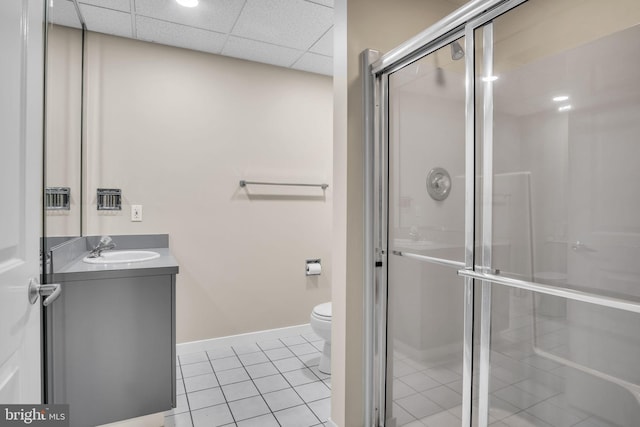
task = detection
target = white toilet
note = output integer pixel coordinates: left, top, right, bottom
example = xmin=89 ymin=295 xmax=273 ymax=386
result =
xmin=310 ymin=302 xmax=332 ymax=374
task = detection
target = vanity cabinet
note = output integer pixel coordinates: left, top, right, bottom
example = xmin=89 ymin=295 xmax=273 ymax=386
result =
xmin=45 ymin=236 xmax=178 ymax=427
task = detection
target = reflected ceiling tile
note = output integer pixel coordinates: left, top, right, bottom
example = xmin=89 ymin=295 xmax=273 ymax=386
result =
xmin=309 ymin=26 xmax=332 ymax=57
xmin=136 ymin=16 xmax=227 ymax=55
xmin=49 ymin=0 xmax=82 ymax=29
xmin=135 ymin=0 xmax=244 ymax=33
xmin=232 ymin=0 xmax=333 ymax=50
xmin=292 ymin=52 xmax=332 ymax=76
xmin=79 ymin=4 xmax=133 ymax=38
xmin=79 ymin=0 xmax=130 ymax=12
xmin=222 ymin=36 xmax=303 ymax=68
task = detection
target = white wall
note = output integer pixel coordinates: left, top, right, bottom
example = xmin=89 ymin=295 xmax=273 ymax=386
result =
xmin=82 ymin=32 xmax=333 ymax=343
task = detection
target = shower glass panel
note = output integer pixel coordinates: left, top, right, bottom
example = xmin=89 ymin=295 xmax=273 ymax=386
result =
xmin=386 ymin=39 xmax=467 ymax=427
xmin=476 ymin=0 xmax=640 ymax=425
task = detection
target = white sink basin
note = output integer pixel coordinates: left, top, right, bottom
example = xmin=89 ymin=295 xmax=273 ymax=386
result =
xmin=83 ymin=250 xmax=160 ymax=264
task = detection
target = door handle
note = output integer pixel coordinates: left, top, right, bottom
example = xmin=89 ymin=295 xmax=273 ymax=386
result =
xmin=28 ymin=278 xmax=62 ymax=306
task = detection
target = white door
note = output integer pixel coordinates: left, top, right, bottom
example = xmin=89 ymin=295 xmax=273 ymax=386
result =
xmin=0 ymin=0 xmax=44 ymax=404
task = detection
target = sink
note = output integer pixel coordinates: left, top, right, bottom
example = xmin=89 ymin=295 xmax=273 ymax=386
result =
xmin=83 ymin=250 xmax=160 ymax=264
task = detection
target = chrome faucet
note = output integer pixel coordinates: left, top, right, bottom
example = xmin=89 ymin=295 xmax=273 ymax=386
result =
xmin=87 ymin=236 xmax=116 ymax=258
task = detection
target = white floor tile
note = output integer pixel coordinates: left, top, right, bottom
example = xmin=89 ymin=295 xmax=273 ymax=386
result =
xmin=274 ymin=404 xmax=321 ymax=427
xmin=165 ymin=412 xmax=193 ymax=427
xmin=216 ymin=367 xmax=251 ymax=385
xmin=283 ymin=368 xmax=319 ymax=386
xmin=236 ymin=413 xmax=280 ymax=427
xmin=289 ymin=343 xmax=318 ymax=356
xmin=421 ymin=410 xmax=460 ymax=427
xmin=265 ymin=347 xmax=295 ymax=361
xmin=211 ymin=356 xmax=242 ymax=372
xmin=294 ymin=381 xmax=331 ymax=402
xmin=221 ymin=380 xmax=259 ymax=402
xmin=180 ymin=352 xmax=209 ymax=366
xmin=187 ymin=387 xmax=225 ymax=410
xmin=238 ymin=351 xmax=269 ymax=366
xmin=262 ymin=388 xmax=304 ymax=411
xmin=206 ymin=347 xmax=236 ymax=360
xmin=245 ymin=362 xmax=279 ymax=379
xmin=182 ymin=362 xmax=214 ymax=378
xmin=399 ymin=372 xmax=441 ymax=392
xmin=280 ymin=335 xmax=307 ymax=346
xmin=184 ymin=373 xmax=219 ymax=393
xmin=191 ymin=403 xmax=234 ymax=427
xmin=308 ymin=397 xmax=330 ymax=422
xmin=273 ymin=357 xmax=306 ymax=373
xmin=253 ymin=374 xmax=290 ymax=394
xmin=228 ymin=395 xmax=270 ymax=421
xmin=297 ymin=353 xmax=321 ymax=368
xmin=257 ymin=339 xmax=285 ymax=351
xmin=421 ymin=385 xmax=462 ymax=409
xmin=395 ymin=393 xmax=444 ymax=419
xmin=232 ymin=343 xmax=261 ymax=355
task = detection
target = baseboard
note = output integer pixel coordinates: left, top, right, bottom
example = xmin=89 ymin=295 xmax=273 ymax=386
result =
xmin=176 ymin=323 xmax=314 ymax=355
xmin=325 ymin=417 xmax=339 ymax=427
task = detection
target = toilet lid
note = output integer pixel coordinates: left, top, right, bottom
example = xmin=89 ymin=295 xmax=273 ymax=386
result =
xmin=313 ymin=302 xmax=332 ymax=319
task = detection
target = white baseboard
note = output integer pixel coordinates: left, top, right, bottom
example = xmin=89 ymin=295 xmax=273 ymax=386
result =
xmin=176 ymin=323 xmax=314 ymax=355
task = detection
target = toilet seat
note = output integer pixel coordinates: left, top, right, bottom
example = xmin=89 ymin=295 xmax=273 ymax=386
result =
xmin=312 ymin=302 xmax=331 ymax=319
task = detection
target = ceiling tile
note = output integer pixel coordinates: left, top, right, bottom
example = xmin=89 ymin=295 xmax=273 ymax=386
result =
xmin=135 ymin=0 xmax=244 ymax=33
xmin=292 ymin=52 xmax=332 ymax=76
xmin=232 ymin=0 xmax=333 ymax=51
xmin=49 ymin=0 xmax=82 ymax=29
xmin=79 ymin=4 xmax=133 ymax=38
xmin=309 ymin=26 xmax=332 ymax=57
xmin=79 ymin=0 xmax=130 ymax=12
xmin=222 ymin=36 xmax=303 ymax=68
xmin=305 ymin=0 xmax=333 ymax=7
xmin=136 ymin=16 xmax=227 ymax=55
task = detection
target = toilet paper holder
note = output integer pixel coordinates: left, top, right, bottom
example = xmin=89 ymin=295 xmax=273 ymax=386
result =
xmin=306 ymin=259 xmax=322 ymax=276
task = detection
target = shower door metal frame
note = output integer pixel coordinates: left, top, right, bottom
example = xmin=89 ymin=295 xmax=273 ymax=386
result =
xmin=365 ymin=0 xmax=640 ymax=426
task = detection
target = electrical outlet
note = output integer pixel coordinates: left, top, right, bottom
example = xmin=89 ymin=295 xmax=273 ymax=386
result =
xmin=131 ymin=205 xmax=143 ymax=222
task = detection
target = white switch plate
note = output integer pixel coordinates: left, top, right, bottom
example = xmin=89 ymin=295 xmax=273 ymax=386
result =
xmin=131 ymin=205 xmax=143 ymax=222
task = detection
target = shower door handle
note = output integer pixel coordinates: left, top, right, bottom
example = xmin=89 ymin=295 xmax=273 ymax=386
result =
xmin=571 ymin=241 xmax=596 ymax=252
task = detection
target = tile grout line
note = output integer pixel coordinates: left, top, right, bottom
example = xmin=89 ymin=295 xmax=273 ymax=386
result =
xmin=205 ymin=350 xmax=238 ymax=426
xmin=231 ymin=343 xmax=283 ymax=426
xmin=271 ymin=335 xmax=326 ymax=425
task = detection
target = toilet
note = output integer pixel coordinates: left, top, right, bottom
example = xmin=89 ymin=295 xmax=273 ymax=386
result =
xmin=310 ymin=302 xmax=332 ymax=374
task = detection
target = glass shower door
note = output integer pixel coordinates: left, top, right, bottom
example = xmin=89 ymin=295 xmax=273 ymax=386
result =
xmin=470 ymin=1 xmax=640 ymax=426
xmin=384 ymin=38 xmax=470 ymax=427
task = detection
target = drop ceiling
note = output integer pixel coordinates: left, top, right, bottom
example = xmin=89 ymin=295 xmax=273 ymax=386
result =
xmin=49 ymin=0 xmax=334 ymax=76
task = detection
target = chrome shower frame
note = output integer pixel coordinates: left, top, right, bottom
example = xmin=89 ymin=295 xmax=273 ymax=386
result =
xmin=363 ymin=0 xmax=640 ymax=425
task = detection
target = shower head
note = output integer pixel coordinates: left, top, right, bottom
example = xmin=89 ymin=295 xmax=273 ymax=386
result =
xmin=451 ymin=41 xmax=464 ymax=60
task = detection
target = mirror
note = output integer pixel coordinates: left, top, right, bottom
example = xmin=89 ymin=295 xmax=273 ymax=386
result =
xmin=44 ymin=0 xmax=84 ymax=247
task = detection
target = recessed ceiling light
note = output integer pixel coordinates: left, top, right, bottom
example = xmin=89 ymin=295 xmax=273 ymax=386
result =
xmin=553 ymin=95 xmax=569 ymax=102
xmin=481 ymin=75 xmax=499 ymax=82
xmin=176 ymin=0 xmax=198 ymax=7
xmin=558 ymin=105 xmax=572 ymax=112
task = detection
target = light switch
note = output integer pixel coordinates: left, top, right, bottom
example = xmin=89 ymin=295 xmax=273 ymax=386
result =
xmin=131 ymin=205 xmax=143 ymax=222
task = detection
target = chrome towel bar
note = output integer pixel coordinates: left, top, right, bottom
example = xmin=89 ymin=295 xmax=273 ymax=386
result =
xmin=239 ymin=180 xmax=328 ymax=190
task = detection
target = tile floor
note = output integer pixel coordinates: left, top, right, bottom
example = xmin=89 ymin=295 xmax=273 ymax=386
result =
xmin=389 ymin=291 xmax=625 ymax=427
xmin=166 ymin=331 xmax=331 ymax=427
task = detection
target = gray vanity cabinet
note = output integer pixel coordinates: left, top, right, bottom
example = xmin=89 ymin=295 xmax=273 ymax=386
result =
xmin=46 ymin=269 xmax=177 ymax=427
